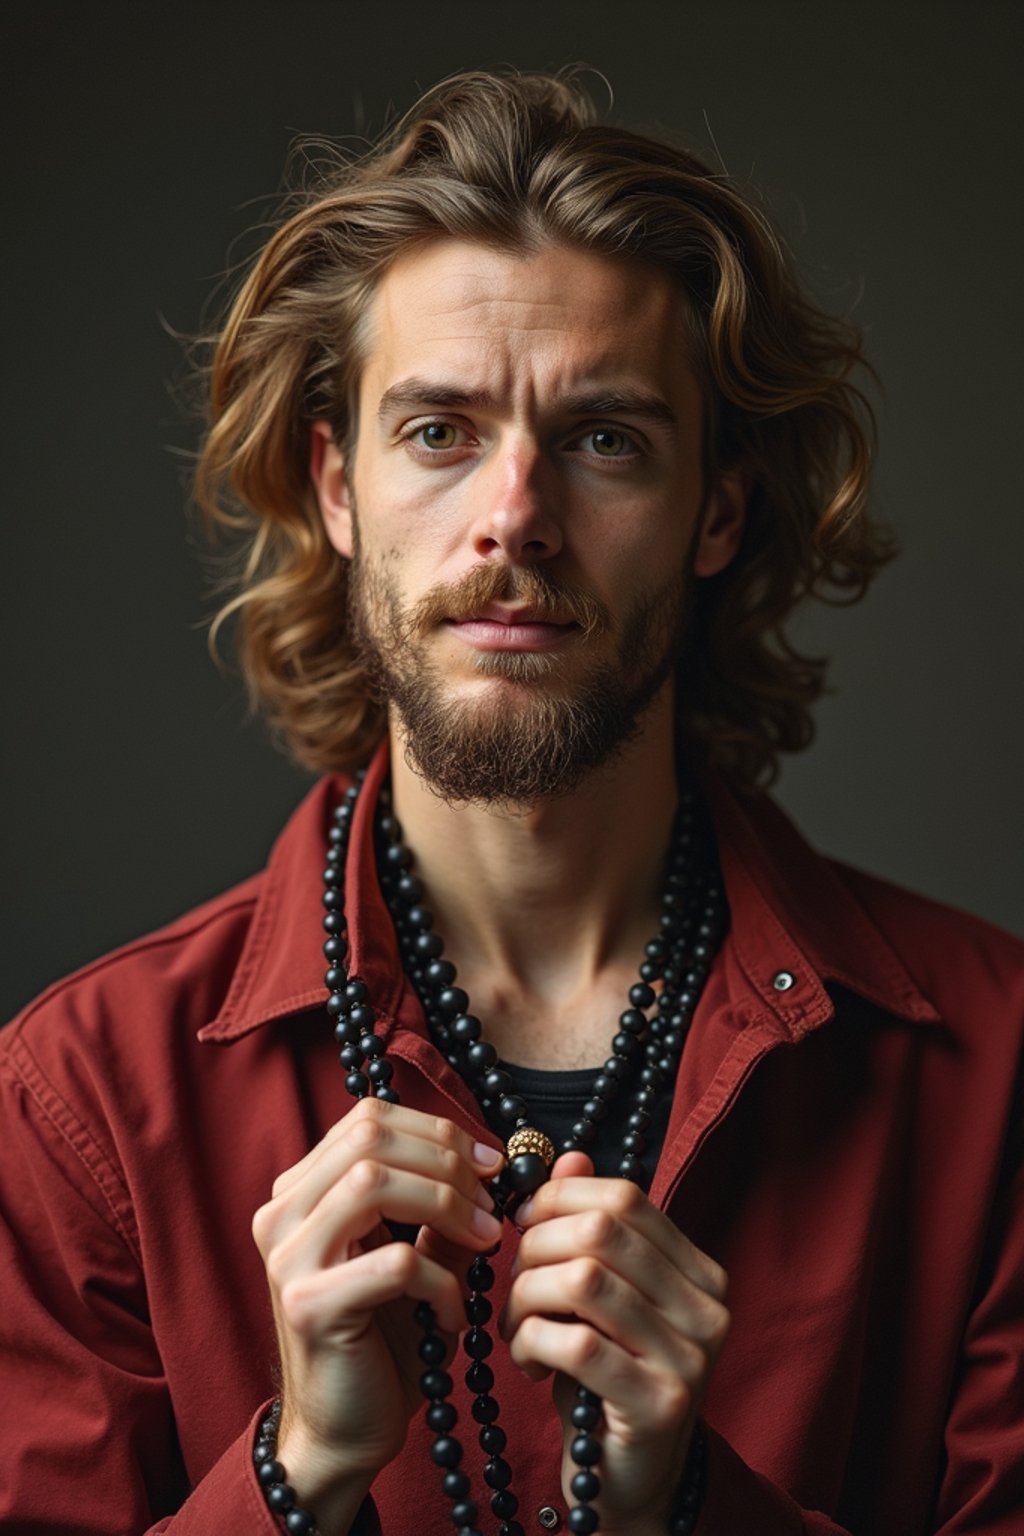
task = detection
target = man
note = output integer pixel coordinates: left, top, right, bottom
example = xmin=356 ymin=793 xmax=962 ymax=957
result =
xmin=2 ymin=70 xmax=1021 ymax=1536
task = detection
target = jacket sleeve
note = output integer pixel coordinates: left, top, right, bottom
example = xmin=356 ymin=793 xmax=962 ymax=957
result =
xmin=0 ymin=1036 xmax=380 ymax=1536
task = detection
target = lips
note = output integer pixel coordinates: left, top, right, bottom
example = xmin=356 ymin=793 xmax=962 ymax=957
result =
xmin=447 ymin=606 xmax=577 ymax=652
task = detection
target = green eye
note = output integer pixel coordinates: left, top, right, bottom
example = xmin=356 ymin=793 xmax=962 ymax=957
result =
xmin=420 ymin=423 xmax=458 ymax=450
xmin=590 ymin=428 xmax=628 ymax=456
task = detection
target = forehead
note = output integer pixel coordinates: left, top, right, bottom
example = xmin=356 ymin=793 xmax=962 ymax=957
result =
xmin=358 ymin=238 xmax=698 ymax=404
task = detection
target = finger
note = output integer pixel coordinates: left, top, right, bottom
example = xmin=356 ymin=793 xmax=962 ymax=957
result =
xmin=517 ymin=1177 xmax=727 ymax=1300
xmin=267 ymin=1107 xmax=504 ymax=1231
xmin=509 ymin=1315 xmax=697 ymax=1429
xmin=273 ymin=1162 xmax=503 ymax=1275
xmin=278 ymin=1239 xmax=466 ymax=1338
xmin=512 ymin=1211 xmax=729 ymax=1350
xmin=550 ymin=1151 xmax=594 ymax=1180
xmin=272 ymin=1100 xmax=504 ymax=1204
xmin=502 ymin=1257 xmax=700 ymax=1365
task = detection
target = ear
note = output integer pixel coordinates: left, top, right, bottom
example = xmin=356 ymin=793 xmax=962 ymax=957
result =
xmin=310 ymin=420 xmax=354 ymax=559
xmin=693 ymin=466 xmax=751 ymax=579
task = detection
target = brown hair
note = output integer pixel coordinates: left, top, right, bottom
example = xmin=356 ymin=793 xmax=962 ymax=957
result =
xmin=196 ymin=68 xmax=895 ymax=790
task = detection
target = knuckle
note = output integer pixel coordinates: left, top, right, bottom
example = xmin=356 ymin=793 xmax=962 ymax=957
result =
xmin=433 ymin=1116 xmax=461 ymax=1152
xmin=278 ymin=1275 xmax=316 ymax=1335
xmin=702 ymin=1298 xmax=731 ymax=1352
xmin=348 ymin=1114 xmax=386 ymax=1153
xmin=347 ymin=1157 xmax=386 ymax=1199
xmin=437 ymin=1145 xmax=462 ymax=1183
xmin=609 ymin=1180 xmax=643 ymax=1218
xmin=379 ymin=1242 xmax=418 ymax=1286
xmin=566 ymin=1326 xmax=603 ymax=1372
xmin=579 ymin=1208 xmax=617 ymax=1251
xmin=706 ymin=1258 xmax=729 ymax=1301
xmin=570 ymin=1256 xmax=606 ymax=1301
xmin=434 ymin=1181 xmax=460 ymax=1219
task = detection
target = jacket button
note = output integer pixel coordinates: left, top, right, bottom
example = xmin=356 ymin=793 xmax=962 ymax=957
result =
xmin=538 ymin=1507 xmax=561 ymax=1530
xmin=772 ymin=970 xmax=796 ymax=992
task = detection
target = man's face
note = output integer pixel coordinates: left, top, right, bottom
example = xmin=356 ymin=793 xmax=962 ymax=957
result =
xmin=313 ymin=239 xmax=744 ymax=803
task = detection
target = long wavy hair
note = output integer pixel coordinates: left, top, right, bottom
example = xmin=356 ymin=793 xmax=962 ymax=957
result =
xmin=195 ymin=69 xmax=896 ymax=791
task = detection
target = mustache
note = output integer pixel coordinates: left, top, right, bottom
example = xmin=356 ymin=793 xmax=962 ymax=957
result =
xmin=410 ymin=563 xmax=608 ymax=641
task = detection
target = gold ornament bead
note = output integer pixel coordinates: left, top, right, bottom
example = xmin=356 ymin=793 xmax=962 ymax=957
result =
xmin=505 ymin=1126 xmax=556 ymax=1167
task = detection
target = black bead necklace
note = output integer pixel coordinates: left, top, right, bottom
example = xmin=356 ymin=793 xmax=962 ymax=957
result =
xmin=320 ymin=771 xmax=727 ymax=1536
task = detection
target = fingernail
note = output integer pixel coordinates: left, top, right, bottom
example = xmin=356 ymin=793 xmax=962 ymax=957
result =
xmin=473 ymin=1140 xmax=503 ymax=1169
xmin=516 ymin=1197 xmax=534 ymax=1225
xmin=473 ymin=1207 xmax=503 ymax=1239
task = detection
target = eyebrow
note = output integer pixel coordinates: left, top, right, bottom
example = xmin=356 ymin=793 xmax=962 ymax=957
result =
xmin=376 ymin=377 xmax=678 ymax=429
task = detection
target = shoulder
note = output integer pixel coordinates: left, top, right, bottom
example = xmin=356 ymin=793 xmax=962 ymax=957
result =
xmin=1 ymin=872 xmax=265 ymax=1077
xmin=828 ymin=858 xmax=1024 ymax=1018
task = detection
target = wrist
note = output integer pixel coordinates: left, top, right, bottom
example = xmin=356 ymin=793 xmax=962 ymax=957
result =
xmin=256 ymin=1400 xmax=376 ymax=1536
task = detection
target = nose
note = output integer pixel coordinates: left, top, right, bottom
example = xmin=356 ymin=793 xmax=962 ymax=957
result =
xmin=468 ymin=439 xmax=563 ymax=563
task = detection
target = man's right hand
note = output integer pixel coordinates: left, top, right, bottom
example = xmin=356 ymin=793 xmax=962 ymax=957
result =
xmin=252 ymin=1098 xmax=505 ymax=1532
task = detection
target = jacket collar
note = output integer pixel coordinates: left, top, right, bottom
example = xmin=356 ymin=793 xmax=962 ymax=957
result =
xmin=199 ymin=745 xmax=939 ymax=1044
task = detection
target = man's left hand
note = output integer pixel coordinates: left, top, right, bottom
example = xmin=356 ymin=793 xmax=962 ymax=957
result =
xmin=500 ymin=1153 xmax=730 ymax=1535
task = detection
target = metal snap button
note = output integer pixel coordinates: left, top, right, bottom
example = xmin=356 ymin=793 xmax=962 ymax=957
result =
xmin=538 ymin=1507 xmax=561 ymax=1530
xmin=772 ymin=970 xmax=796 ymax=992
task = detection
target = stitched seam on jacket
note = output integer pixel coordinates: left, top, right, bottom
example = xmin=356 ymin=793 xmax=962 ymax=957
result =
xmin=3 ymin=1033 xmax=140 ymax=1262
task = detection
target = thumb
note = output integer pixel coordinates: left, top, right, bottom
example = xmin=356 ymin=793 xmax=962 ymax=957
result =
xmin=550 ymin=1150 xmax=594 ymax=1180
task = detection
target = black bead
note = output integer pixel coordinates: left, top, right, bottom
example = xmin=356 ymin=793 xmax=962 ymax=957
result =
xmin=571 ymin=1402 xmax=601 ymax=1429
xmin=321 ymin=886 xmax=344 ymax=910
xmin=398 ymin=873 xmax=424 ymax=901
xmin=416 ymin=932 xmax=444 ymax=958
xmin=498 ymin=1094 xmax=527 ymax=1123
xmin=326 ymin=992 xmax=346 ymax=1016
xmin=345 ymin=979 xmax=368 ymax=1003
xmin=568 ymin=1507 xmax=599 ymax=1534
xmin=419 ymin=1334 xmax=447 ymax=1364
xmin=415 ymin=1300 xmax=437 ymax=1328
xmin=619 ymin=1153 xmax=643 ymax=1181
xmin=590 ymin=1074 xmax=613 ymax=1099
xmin=322 ymin=912 xmax=344 ymax=934
xmin=428 ymin=1402 xmax=458 ymax=1433
xmin=339 ymin=1045 xmax=365 ymax=1069
xmin=427 ymin=959 xmax=456 ymax=986
xmin=602 ymin=1056 xmax=627 ymax=1079
xmin=465 ymin=1361 xmax=494 ymax=1392
xmin=438 ymin=987 xmax=470 ymax=1016
xmin=622 ymin=1130 xmax=647 ymax=1154
xmin=479 ymin=1424 xmax=507 ymax=1454
xmin=570 ymin=1117 xmax=597 ymax=1143
xmin=639 ymin=960 xmax=662 ymax=982
xmin=443 ymin=1470 xmax=471 ymax=1498
xmin=451 ymin=1501 xmax=479 ymax=1527
xmin=491 ymin=1490 xmax=519 ymax=1519
xmin=483 ymin=1068 xmax=512 ymax=1097
xmin=322 ymin=936 xmax=343 ymax=960
xmin=467 ymin=1040 xmax=498 ymax=1072
xmin=465 ymin=1294 xmax=492 ymax=1325
xmin=375 ymin=1085 xmax=400 ymax=1103
xmin=367 ymin=1059 xmax=394 ymax=1084
xmin=285 ymin=1511 xmax=315 ymax=1535
xmin=257 ymin=1458 xmax=285 ymax=1486
xmin=581 ymin=1099 xmax=607 ymax=1123
xmin=431 ymin=1437 xmax=463 ymax=1468
xmin=471 ymin=1393 xmax=500 ymax=1423
xmin=468 ymin=1258 xmax=495 ymax=1291
xmin=484 ymin=1456 xmax=512 ymax=1489
xmin=618 ymin=1008 xmax=647 ymax=1035
xmin=507 ymin=1152 xmax=549 ymax=1194
xmin=571 ymin=1470 xmax=600 ymax=1500
xmin=345 ymin=1070 xmax=369 ymax=1097
xmin=348 ymin=1003 xmax=375 ymax=1031
xmin=571 ymin=1433 xmax=602 ymax=1466
xmin=629 ymin=981 xmax=657 ymax=1009
xmin=612 ymin=1032 xmax=638 ymax=1058
xmin=453 ymin=1014 xmax=483 ymax=1044
xmin=267 ymin=1484 xmax=295 ymax=1512
xmin=464 ymin=1327 xmax=493 ymax=1361
xmin=406 ymin=904 xmax=432 ymax=930
xmin=420 ymin=1369 xmax=453 ymax=1399
xmin=360 ymin=1033 xmax=385 ymax=1058
xmin=498 ymin=1522 xmax=525 ymax=1536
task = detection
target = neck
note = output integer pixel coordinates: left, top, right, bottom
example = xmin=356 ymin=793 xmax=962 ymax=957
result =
xmin=387 ymin=690 xmax=682 ymax=1062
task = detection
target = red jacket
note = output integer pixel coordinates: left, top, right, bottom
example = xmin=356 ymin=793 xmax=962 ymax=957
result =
xmin=2 ymin=748 xmax=1023 ymax=1534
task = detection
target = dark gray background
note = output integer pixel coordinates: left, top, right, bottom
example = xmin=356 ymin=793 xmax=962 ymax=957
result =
xmin=4 ymin=1 xmax=1022 ymax=1024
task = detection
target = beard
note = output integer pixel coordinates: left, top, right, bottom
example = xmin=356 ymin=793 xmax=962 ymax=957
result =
xmin=348 ymin=537 xmax=691 ymax=807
